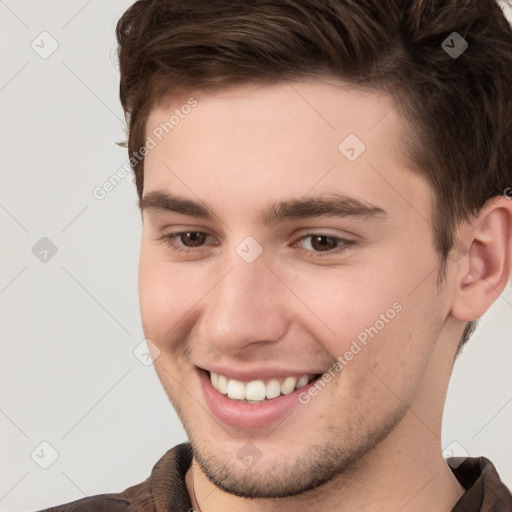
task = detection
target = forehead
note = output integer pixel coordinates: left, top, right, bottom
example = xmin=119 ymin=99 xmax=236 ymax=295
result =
xmin=143 ymin=80 xmax=430 ymax=223
xmin=147 ymin=79 xmax=403 ymax=157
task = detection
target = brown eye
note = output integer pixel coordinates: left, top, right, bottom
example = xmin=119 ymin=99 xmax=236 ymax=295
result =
xmin=179 ymin=232 xmax=208 ymax=247
xmin=309 ymin=235 xmax=339 ymax=252
xmin=295 ymin=233 xmax=355 ymax=256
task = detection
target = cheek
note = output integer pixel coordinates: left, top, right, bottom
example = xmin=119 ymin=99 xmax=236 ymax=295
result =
xmin=284 ymin=252 xmax=443 ymax=379
xmin=285 ymin=264 xmax=404 ymax=351
xmin=138 ymin=252 xmax=206 ymax=345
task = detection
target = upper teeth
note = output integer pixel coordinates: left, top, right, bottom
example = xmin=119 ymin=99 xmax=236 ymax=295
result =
xmin=210 ymin=372 xmax=313 ymax=402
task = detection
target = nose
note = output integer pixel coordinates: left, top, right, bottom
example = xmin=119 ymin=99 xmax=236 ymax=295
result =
xmin=198 ymin=257 xmax=290 ymax=356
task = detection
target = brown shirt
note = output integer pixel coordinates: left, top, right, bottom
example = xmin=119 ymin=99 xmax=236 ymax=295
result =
xmin=36 ymin=443 xmax=512 ymax=511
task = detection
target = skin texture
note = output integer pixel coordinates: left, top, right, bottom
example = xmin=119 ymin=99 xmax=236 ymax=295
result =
xmin=138 ymin=80 xmax=512 ymax=511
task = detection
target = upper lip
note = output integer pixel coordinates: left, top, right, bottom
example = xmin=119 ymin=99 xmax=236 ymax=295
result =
xmin=198 ymin=365 xmax=322 ymax=382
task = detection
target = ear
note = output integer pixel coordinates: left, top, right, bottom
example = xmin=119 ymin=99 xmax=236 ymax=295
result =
xmin=450 ymin=196 xmax=512 ymax=322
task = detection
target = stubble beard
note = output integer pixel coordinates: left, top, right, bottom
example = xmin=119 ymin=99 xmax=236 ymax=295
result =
xmin=181 ymin=403 xmax=408 ymax=500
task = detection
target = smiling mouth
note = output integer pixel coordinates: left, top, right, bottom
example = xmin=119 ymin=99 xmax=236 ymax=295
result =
xmin=206 ymin=370 xmax=321 ymax=404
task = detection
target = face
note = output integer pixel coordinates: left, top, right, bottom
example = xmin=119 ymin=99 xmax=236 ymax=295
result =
xmin=139 ymin=80 xmax=452 ymax=498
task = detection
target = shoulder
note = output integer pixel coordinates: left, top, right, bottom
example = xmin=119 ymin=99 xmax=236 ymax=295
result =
xmin=34 ymin=480 xmax=153 ymax=512
xmin=450 ymin=456 xmax=512 ymax=511
xmin=33 ymin=444 xmax=193 ymax=512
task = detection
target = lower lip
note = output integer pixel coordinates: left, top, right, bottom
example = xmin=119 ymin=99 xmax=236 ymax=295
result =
xmin=199 ymin=370 xmax=319 ymax=429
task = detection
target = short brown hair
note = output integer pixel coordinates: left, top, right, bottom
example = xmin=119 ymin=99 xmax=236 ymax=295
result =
xmin=116 ymin=0 xmax=512 ymax=348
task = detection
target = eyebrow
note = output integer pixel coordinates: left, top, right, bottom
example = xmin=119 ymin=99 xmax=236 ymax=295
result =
xmin=260 ymin=194 xmax=387 ymax=224
xmin=139 ymin=191 xmax=387 ymax=224
xmin=140 ymin=191 xmax=213 ymax=219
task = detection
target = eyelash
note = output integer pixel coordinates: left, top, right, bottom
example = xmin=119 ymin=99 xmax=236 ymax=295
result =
xmin=159 ymin=231 xmax=356 ymax=257
xmin=160 ymin=232 xmax=217 ymax=254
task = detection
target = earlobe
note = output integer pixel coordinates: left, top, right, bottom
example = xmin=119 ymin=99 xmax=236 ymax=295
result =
xmin=450 ymin=197 xmax=512 ymax=322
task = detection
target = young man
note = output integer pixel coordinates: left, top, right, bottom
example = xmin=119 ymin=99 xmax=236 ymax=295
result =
xmin=40 ymin=0 xmax=512 ymax=510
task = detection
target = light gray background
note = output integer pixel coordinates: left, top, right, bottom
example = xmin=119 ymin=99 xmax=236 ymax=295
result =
xmin=0 ymin=1 xmax=511 ymax=511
